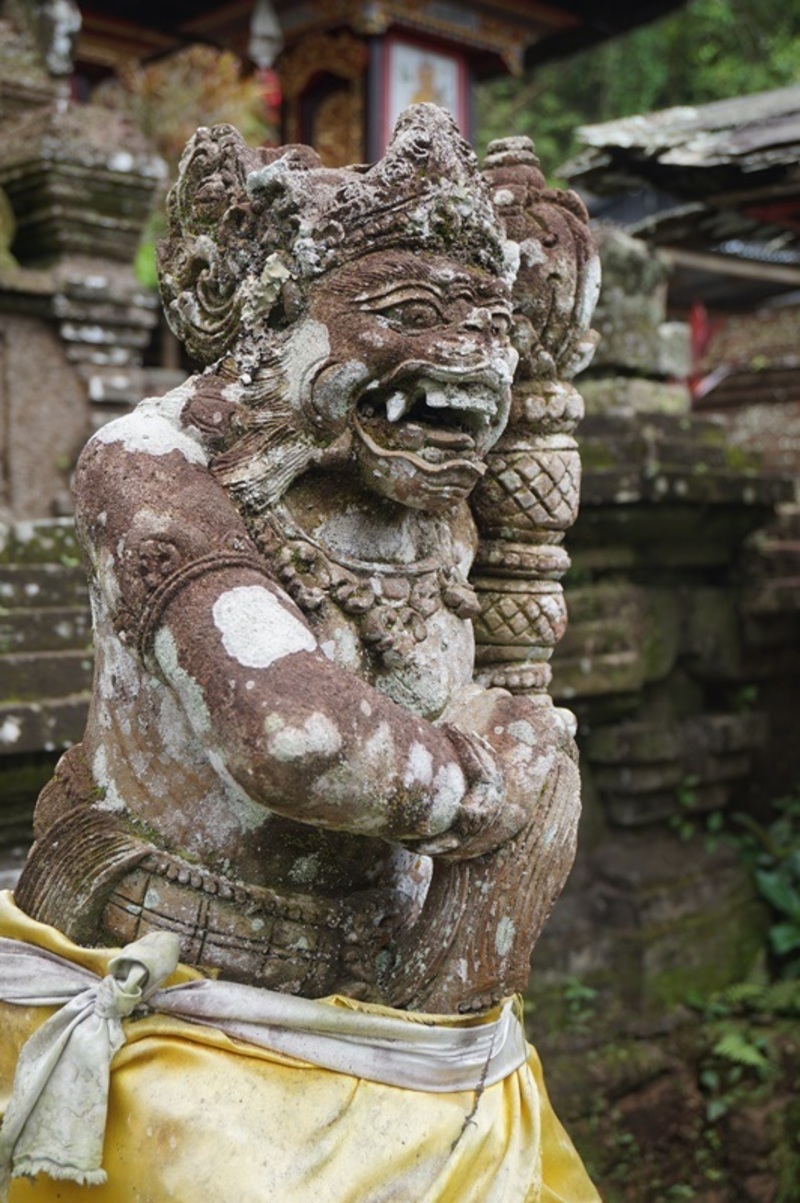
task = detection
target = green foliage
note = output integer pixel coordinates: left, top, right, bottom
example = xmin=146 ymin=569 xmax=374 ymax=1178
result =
xmin=690 ymin=971 xmax=800 ymax=1126
xmin=562 ymin=975 xmax=599 ymax=1030
xmin=735 ymin=792 xmax=800 ymax=978
xmin=95 ymin=44 xmax=275 ymax=172
xmin=475 ymin=0 xmax=800 ymax=177
xmin=668 ymin=776 xmax=727 ymax=849
xmin=711 ymin=1025 xmax=772 ymax=1074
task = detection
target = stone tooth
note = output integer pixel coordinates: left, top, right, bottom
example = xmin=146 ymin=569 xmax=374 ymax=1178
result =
xmin=386 ymin=391 xmax=409 ymax=422
xmin=425 ymin=389 xmax=450 ymax=410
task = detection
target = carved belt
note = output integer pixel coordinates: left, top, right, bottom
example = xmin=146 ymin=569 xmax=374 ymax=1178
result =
xmin=15 ymin=806 xmax=383 ymax=998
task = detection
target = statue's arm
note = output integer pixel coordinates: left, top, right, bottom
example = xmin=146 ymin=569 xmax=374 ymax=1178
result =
xmin=75 ymin=416 xmax=510 ymax=850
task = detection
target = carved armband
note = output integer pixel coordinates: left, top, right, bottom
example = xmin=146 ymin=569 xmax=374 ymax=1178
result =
xmin=132 ymin=547 xmax=270 ymax=663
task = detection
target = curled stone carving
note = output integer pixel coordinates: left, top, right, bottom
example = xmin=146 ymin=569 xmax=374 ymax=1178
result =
xmin=472 ymin=136 xmax=599 ymax=698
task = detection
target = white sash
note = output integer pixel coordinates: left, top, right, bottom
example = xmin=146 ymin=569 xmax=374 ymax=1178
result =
xmin=0 ymin=931 xmax=528 ymax=1195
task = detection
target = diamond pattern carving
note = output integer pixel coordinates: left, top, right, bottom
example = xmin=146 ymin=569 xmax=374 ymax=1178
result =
xmin=474 ymin=447 xmax=581 ymax=535
xmin=474 ymin=585 xmax=567 ymax=648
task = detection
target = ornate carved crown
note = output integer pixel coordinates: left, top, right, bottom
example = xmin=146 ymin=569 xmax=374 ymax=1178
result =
xmin=158 ymin=104 xmax=515 ymax=365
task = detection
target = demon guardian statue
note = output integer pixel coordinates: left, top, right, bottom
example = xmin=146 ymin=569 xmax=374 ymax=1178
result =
xmin=0 ymin=106 xmax=601 ymax=1203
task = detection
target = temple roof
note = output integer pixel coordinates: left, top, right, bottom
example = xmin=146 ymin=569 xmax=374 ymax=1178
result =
xmin=565 ymin=86 xmax=800 ymax=312
xmin=76 ymin=1 xmax=688 ymax=79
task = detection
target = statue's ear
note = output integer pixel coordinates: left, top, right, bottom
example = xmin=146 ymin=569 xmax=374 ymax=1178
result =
xmin=483 ymin=138 xmax=601 ymax=383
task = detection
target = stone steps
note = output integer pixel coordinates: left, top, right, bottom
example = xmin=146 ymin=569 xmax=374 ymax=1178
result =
xmin=0 ymin=605 xmax=92 ymax=654
xmin=0 ymin=562 xmax=88 ymax=607
xmin=0 ymin=694 xmax=89 ymax=756
xmin=0 ymin=521 xmax=93 ymax=824
xmin=1 ymin=647 xmax=93 ymax=702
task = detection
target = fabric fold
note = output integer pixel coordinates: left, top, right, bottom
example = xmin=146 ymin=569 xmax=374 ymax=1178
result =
xmin=0 ymin=924 xmax=527 ymax=1194
xmin=0 ymin=893 xmax=602 ymax=1203
xmin=0 ymin=930 xmax=181 ymax=1200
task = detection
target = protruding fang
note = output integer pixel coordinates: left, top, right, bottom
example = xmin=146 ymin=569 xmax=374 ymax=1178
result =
xmin=386 ymin=391 xmax=408 ymax=423
xmin=425 ymin=389 xmax=449 ymax=410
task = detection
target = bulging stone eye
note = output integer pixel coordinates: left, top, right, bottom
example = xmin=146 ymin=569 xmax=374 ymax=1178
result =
xmin=381 ymin=300 xmax=441 ymax=329
xmin=491 ymin=311 xmax=512 ymax=337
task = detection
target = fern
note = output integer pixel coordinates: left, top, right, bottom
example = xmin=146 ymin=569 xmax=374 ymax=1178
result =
xmin=711 ymin=1027 xmax=772 ymax=1074
xmin=714 ymin=974 xmax=800 ymax=1017
xmin=718 ymin=981 xmax=764 ymax=1010
xmin=761 ymin=979 xmax=800 ymax=1015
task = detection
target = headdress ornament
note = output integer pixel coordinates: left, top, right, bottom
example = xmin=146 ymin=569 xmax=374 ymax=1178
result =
xmin=158 ymin=105 xmax=514 ymax=364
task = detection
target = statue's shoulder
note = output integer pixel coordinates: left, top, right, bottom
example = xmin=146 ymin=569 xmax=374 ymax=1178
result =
xmin=78 ymin=380 xmax=209 ymax=481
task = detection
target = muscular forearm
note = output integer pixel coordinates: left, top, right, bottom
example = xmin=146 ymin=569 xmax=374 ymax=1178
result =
xmin=153 ymin=566 xmax=502 ymax=844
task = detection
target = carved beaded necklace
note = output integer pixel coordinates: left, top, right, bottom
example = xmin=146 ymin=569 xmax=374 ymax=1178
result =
xmin=246 ymin=501 xmax=480 ymax=666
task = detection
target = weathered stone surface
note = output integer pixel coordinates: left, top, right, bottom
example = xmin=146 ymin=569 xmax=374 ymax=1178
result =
xmin=0 ymin=605 xmax=91 ymax=654
xmin=16 ymin=108 xmax=599 ymax=1017
xmin=587 ymin=226 xmax=690 ymax=379
xmin=0 ymin=698 xmax=88 ymax=756
xmin=0 ymin=518 xmax=81 ymax=564
xmin=583 ymin=713 xmax=768 ymax=826
xmin=0 ymin=562 xmax=88 ymax=608
xmin=589 ymin=835 xmax=767 ymax=1009
xmin=0 ymin=104 xmax=166 ymax=266
xmin=580 ymin=374 xmax=690 ymax=416
xmin=1 ymin=650 xmax=93 ymax=702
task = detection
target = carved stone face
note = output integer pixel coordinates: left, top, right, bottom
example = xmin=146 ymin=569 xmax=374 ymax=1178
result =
xmin=297 ymin=250 xmax=517 ymax=512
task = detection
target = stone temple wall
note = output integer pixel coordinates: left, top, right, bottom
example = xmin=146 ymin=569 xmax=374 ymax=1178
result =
xmin=523 ymin=227 xmax=800 ymax=1190
xmin=0 ymin=1 xmax=183 ymax=842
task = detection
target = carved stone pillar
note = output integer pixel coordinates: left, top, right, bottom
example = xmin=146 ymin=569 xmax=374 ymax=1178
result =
xmin=472 ymin=137 xmax=600 ymax=699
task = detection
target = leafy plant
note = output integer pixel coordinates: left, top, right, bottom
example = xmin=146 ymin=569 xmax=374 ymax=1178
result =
xmin=475 ymin=0 xmax=800 ymax=177
xmin=670 ymin=774 xmax=702 ymax=841
xmin=563 ymin=976 xmax=599 ymax=1030
xmin=735 ymin=792 xmax=800 ymax=978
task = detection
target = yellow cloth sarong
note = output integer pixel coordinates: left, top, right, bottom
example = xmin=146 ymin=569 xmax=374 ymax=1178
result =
xmin=0 ymin=894 xmax=600 ymax=1203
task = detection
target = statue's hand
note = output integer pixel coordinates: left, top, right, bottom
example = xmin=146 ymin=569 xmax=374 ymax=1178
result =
xmin=412 ymin=685 xmax=577 ymax=860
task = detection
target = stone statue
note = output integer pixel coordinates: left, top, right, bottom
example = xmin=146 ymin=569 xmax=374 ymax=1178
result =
xmin=16 ymin=105 xmax=598 ymax=1015
xmin=1 ymin=105 xmax=601 ymax=1202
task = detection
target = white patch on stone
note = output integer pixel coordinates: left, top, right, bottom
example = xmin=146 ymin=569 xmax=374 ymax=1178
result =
xmin=206 ymin=748 xmax=263 ymax=819
xmin=213 ymin=585 xmax=316 ymax=669
xmin=403 ymin=741 xmax=433 ymax=788
xmin=555 ymin=707 xmax=578 ymax=738
xmin=282 ymin=318 xmax=330 ymax=413
xmin=519 ymin=237 xmax=547 ymax=267
xmin=92 ymin=744 xmax=125 ymax=812
xmin=431 ymin=761 xmax=466 ymax=827
xmin=109 ymin=151 xmax=134 ymax=172
xmin=495 ymin=915 xmax=515 ymax=958
xmin=267 ymin=711 xmax=342 ymax=763
xmin=320 ymin=640 xmax=336 ymax=661
xmin=288 ymin=853 xmax=321 ymax=885
xmin=364 ymin=721 xmax=393 ymax=765
xmin=0 ymin=717 xmax=21 ymax=746
xmin=154 ymin=626 xmax=212 ymax=738
xmin=93 ymin=409 xmax=207 ymax=466
xmin=507 ymin=719 xmax=537 ymax=747
xmin=360 ymin=699 xmax=372 ymax=717
xmin=493 ymin=188 xmax=515 ymax=206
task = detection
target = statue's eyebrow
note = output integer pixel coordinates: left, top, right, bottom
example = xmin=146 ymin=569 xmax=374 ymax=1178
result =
xmin=352 ymin=264 xmax=511 ymax=310
xmin=354 ymin=279 xmax=445 ymax=305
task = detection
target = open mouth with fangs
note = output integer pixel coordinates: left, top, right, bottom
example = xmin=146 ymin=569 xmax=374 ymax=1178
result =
xmin=353 ymin=370 xmax=508 ymax=470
